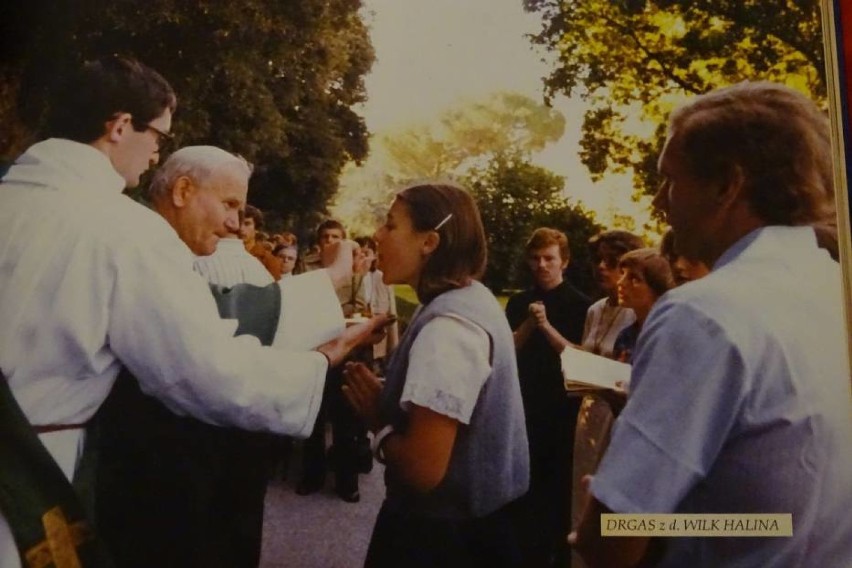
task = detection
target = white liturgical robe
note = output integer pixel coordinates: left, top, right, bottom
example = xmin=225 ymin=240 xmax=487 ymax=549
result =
xmin=193 ymin=236 xmax=274 ymax=287
xmin=0 ymin=139 xmax=343 ymax=566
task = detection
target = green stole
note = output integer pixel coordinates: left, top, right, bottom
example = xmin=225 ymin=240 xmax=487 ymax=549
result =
xmin=0 ymin=370 xmax=113 ymax=567
xmin=210 ymin=282 xmax=281 ymax=343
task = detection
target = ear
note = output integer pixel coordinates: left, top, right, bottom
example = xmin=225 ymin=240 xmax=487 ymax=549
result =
xmin=105 ymin=113 xmax=132 ymax=143
xmin=171 ymin=176 xmax=197 ymax=208
xmin=560 ymin=254 xmax=570 ymax=270
xmin=421 ymin=231 xmax=440 ymax=256
xmin=715 ymin=165 xmax=746 ymax=211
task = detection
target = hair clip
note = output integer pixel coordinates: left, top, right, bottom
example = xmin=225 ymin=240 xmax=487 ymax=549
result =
xmin=433 ymin=213 xmax=453 ymax=231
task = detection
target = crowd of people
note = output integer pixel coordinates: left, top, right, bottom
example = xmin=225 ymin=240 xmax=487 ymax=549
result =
xmin=1 ymin=54 xmax=850 ymax=568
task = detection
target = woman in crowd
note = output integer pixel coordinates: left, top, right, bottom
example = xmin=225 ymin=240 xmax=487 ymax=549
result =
xmin=580 ymin=230 xmax=644 ymax=357
xmin=659 ymin=228 xmax=709 ymax=286
xmin=570 ymin=230 xmax=644 ymax=540
xmin=611 ymin=248 xmax=676 ymax=363
xmin=343 ymin=181 xmax=529 ymax=567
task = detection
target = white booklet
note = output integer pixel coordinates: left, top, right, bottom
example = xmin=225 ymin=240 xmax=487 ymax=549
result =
xmin=561 ymin=346 xmax=631 ymax=391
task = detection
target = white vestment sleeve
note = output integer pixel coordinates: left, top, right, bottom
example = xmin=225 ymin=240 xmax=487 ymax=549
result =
xmin=107 ymin=232 xmax=327 ymax=438
xmin=274 ymin=269 xmax=345 ymax=350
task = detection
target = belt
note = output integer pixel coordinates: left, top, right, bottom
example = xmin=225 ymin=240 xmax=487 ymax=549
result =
xmin=33 ymin=423 xmax=87 ymax=434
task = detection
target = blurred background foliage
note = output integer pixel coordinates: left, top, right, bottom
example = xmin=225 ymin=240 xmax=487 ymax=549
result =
xmin=0 ymin=0 xmax=827 ymax=298
xmin=0 ymin=0 xmax=375 ymax=239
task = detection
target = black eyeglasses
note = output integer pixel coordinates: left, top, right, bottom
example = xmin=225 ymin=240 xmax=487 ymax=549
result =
xmin=131 ymin=118 xmax=174 ymax=148
xmin=144 ymin=124 xmax=174 ymax=148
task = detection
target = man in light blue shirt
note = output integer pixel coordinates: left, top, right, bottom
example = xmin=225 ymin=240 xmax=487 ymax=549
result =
xmin=572 ymin=81 xmax=852 ymax=568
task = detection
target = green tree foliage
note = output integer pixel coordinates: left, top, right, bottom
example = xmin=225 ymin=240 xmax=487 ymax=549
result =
xmin=523 ymin=0 xmax=826 ymax=197
xmin=0 ymin=0 xmax=374 ymax=222
xmin=330 ymin=162 xmax=399 ymax=237
xmin=333 ymin=91 xmax=570 ymax=238
xmin=465 ymin=153 xmax=602 ymax=295
xmin=381 ymin=91 xmax=566 ymax=179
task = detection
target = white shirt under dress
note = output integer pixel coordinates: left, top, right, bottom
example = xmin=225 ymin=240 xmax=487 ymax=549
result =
xmin=580 ymin=297 xmax=635 ymax=358
xmin=401 ymin=314 xmax=491 ymax=423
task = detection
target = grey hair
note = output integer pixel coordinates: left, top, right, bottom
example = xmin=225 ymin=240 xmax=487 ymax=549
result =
xmin=667 ymin=81 xmax=833 ymax=225
xmin=147 ymin=146 xmax=252 ymax=201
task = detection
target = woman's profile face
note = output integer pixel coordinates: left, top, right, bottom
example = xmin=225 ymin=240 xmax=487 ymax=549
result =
xmin=595 ymin=243 xmax=622 ymax=295
xmin=373 ymin=198 xmax=429 ymax=287
xmin=616 ymin=266 xmax=657 ymax=313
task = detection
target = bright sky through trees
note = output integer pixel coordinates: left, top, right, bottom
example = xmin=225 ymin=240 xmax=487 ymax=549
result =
xmin=357 ymin=0 xmax=654 ymax=229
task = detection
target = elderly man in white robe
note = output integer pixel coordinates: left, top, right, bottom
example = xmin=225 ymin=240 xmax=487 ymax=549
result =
xmin=0 ymin=56 xmax=387 ymax=567
xmin=96 ymin=144 xmax=346 ymax=567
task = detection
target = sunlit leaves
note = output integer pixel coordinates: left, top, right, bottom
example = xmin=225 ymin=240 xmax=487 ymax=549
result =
xmin=524 ymin=0 xmax=825 ymax=197
xmin=380 ymin=91 xmax=566 ymax=180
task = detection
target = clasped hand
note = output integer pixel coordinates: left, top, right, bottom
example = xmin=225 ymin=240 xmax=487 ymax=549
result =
xmin=342 ymin=361 xmax=383 ymax=433
xmin=528 ymin=300 xmax=548 ymax=327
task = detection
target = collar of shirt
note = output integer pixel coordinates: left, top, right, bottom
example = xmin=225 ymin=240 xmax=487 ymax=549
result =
xmin=713 ymin=225 xmax=817 ymax=272
xmin=533 ymin=279 xmax=566 ymax=299
xmin=194 ymin=237 xmax=251 ymax=260
xmin=3 ymin=138 xmax=126 ymax=197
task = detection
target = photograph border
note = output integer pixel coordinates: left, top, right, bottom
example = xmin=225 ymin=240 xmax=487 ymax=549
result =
xmin=821 ymin=0 xmax=852 ymax=364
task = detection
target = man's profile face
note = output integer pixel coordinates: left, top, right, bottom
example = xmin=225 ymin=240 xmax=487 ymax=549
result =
xmin=179 ymin=168 xmax=246 ymax=256
xmin=241 ymin=217 xmax=257 ymax=242
xmin=526 ymin=244 xmax=567 ymax=291
xmin=654 ymin=133 xmax=720 ymax=264
xmin=114 ymin=108 xmax=173 ymax=188
xmin=318 ymin=227 xmax=344 ymax=252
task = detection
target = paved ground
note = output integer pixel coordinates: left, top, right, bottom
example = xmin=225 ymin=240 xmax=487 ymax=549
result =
xmin=259 ymin=444 xmax=385 ymax=568
xmin=258 ymin=408 xmax=594 ymax=568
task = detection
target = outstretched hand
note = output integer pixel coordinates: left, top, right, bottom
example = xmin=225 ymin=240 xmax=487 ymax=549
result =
xmin=350 ymin=313 xmax=396 ymax=347
xmin=317 ymin=314 xmax=395 ymax=368
xmin=342 ymin=361 xmax=383 ymax=432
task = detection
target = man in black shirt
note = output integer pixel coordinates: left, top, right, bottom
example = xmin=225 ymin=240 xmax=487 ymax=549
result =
xmin=506 ymin=227 xmax=591 ymax=568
